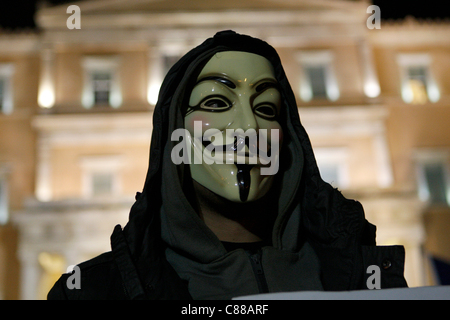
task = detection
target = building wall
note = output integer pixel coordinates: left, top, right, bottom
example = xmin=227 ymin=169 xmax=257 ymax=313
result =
xmin=372 ymin=38 xmax=450 ymax=191
xmin=53 ymin=45 xmax=149 ymax=110
xmin=0 ymin=38 xmax=39 ymax=299
xmin=0 ymin=52 xmax=39 ymax=208
xmin=49 ymin=142 xmax=149 ymax=200
xmin=370 ymin=23 xmax=450 ymax=284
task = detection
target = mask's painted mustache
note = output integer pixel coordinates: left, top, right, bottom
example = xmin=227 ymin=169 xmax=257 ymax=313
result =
xmin=202 ymin=136 xmax=272 ymax=158
xmin=236 ymin=164 xmax=252 ymax=202
xmin=202 ymin=136 xmax=255 ymax=201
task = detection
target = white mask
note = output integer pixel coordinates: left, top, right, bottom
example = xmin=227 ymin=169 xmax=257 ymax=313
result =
xmin=184 ymin=51 xmax=283 ymax=202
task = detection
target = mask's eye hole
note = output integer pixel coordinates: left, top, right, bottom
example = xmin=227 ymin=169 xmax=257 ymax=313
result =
xmin=254 ymin=103 xmax=277 ymax=119
xmin=199 ymin=95 xmax=232 ymax=111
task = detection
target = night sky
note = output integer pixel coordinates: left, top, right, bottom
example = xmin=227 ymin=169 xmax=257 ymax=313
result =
xmin=0 ymin=0 xmax=72 ymax=30
xmin=0 ymin=0 xmax=448 ymax=31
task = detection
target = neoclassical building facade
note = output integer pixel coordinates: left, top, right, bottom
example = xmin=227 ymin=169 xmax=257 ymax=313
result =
xmin=0 ymin=0 xmax=449 ymax=299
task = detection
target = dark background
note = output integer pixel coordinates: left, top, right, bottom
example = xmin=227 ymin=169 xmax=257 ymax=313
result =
xmin=0 ymin=0 xmax=449 ymax=31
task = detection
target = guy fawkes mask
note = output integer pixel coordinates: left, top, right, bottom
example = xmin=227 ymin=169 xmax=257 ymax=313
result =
xmin=184 ymin=51 xmax=283 ymax=202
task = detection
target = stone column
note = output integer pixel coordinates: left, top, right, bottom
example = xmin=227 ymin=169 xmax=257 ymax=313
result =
xmin=35 ymin=133 xmax=52 ymax=202
xmin=358 ymin=39 xmax=381 ymax=98
xmin=38 ymin=46 xmax=55 ymax=108
xmin=146 ymin=45 xmax=163 ymax=107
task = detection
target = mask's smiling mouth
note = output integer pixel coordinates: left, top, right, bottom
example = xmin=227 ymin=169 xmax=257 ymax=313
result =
xmin=201 ymin=136 xmax=272 ymax=162
xmin=202 ymin=136 xmax=238 ymax=153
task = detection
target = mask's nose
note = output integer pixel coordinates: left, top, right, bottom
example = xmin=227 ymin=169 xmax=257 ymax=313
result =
xmin=228 ymin=97 xmax=259 ymax=131
xmin=225 ymin=97 xmax=259 ymax=156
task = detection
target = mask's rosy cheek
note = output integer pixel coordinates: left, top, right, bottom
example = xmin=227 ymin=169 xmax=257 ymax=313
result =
xmin=185 ymin=114 xmax=210 ymax=137
xmin=187 ymin=112 xmax=231 ymax=132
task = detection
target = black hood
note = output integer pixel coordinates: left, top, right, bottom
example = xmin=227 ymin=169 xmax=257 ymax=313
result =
xmin=118 ymin=31 xmax=374 ymax=298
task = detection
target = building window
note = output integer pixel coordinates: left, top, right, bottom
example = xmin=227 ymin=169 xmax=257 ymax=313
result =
xmin=414 ymin=150 xmax=450 ymax=206
xmin=0 ymin=78 xmax=4 ymax=110
xmin=319 ymin=163 xmax=340 ymax=187
xmin=297 ymin=51 xmax=339 ymax=102
xmin=92 ymin=72 xmax=112 ymax=105
xmin=304 ymin=65 xmax=328 ymax=99
xmin=314 ymin=148 xmax=349 ymax=189
xmin=162 ymin=53 xmax=181 ymax=77
xmin=0 ymin=169 xmax=9 ymax=225
xmin=79 ymin=155 xmax=123 ymax=198
xmin=0 ymin=63 xmax=14 ymax=115
xmin=91 ymin=172 xmax=114 ymax=197
xmin=422 ymin=163 xmax=448 ymax=205
xmin=147 ymin=44 xmax=186 ymax=105
xmin=82 ymin=56 xmax=121 ymax=108
xmin=407 ymin=66 xmax=429 ymax=104
xmin=397 ymin=54 xmax=440 ymax=104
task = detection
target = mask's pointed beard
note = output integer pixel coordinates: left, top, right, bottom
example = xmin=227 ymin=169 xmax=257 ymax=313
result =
xmin=236 ymin=164 xmax=253 ymax=202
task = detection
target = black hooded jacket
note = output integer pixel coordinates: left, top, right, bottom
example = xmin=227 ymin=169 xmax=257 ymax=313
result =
xmin=48 ymin=31 xmax=407 ymax=300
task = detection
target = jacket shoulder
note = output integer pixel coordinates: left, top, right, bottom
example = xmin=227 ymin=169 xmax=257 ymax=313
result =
xmin=47 ymin=251 xmax=128 ymax=300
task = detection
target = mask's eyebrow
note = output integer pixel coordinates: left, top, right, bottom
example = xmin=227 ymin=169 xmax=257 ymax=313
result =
xmin=196 ymin=76 xmax=237 ymax=89
xmin=255 ymin=81 xmax=279 ymax=93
